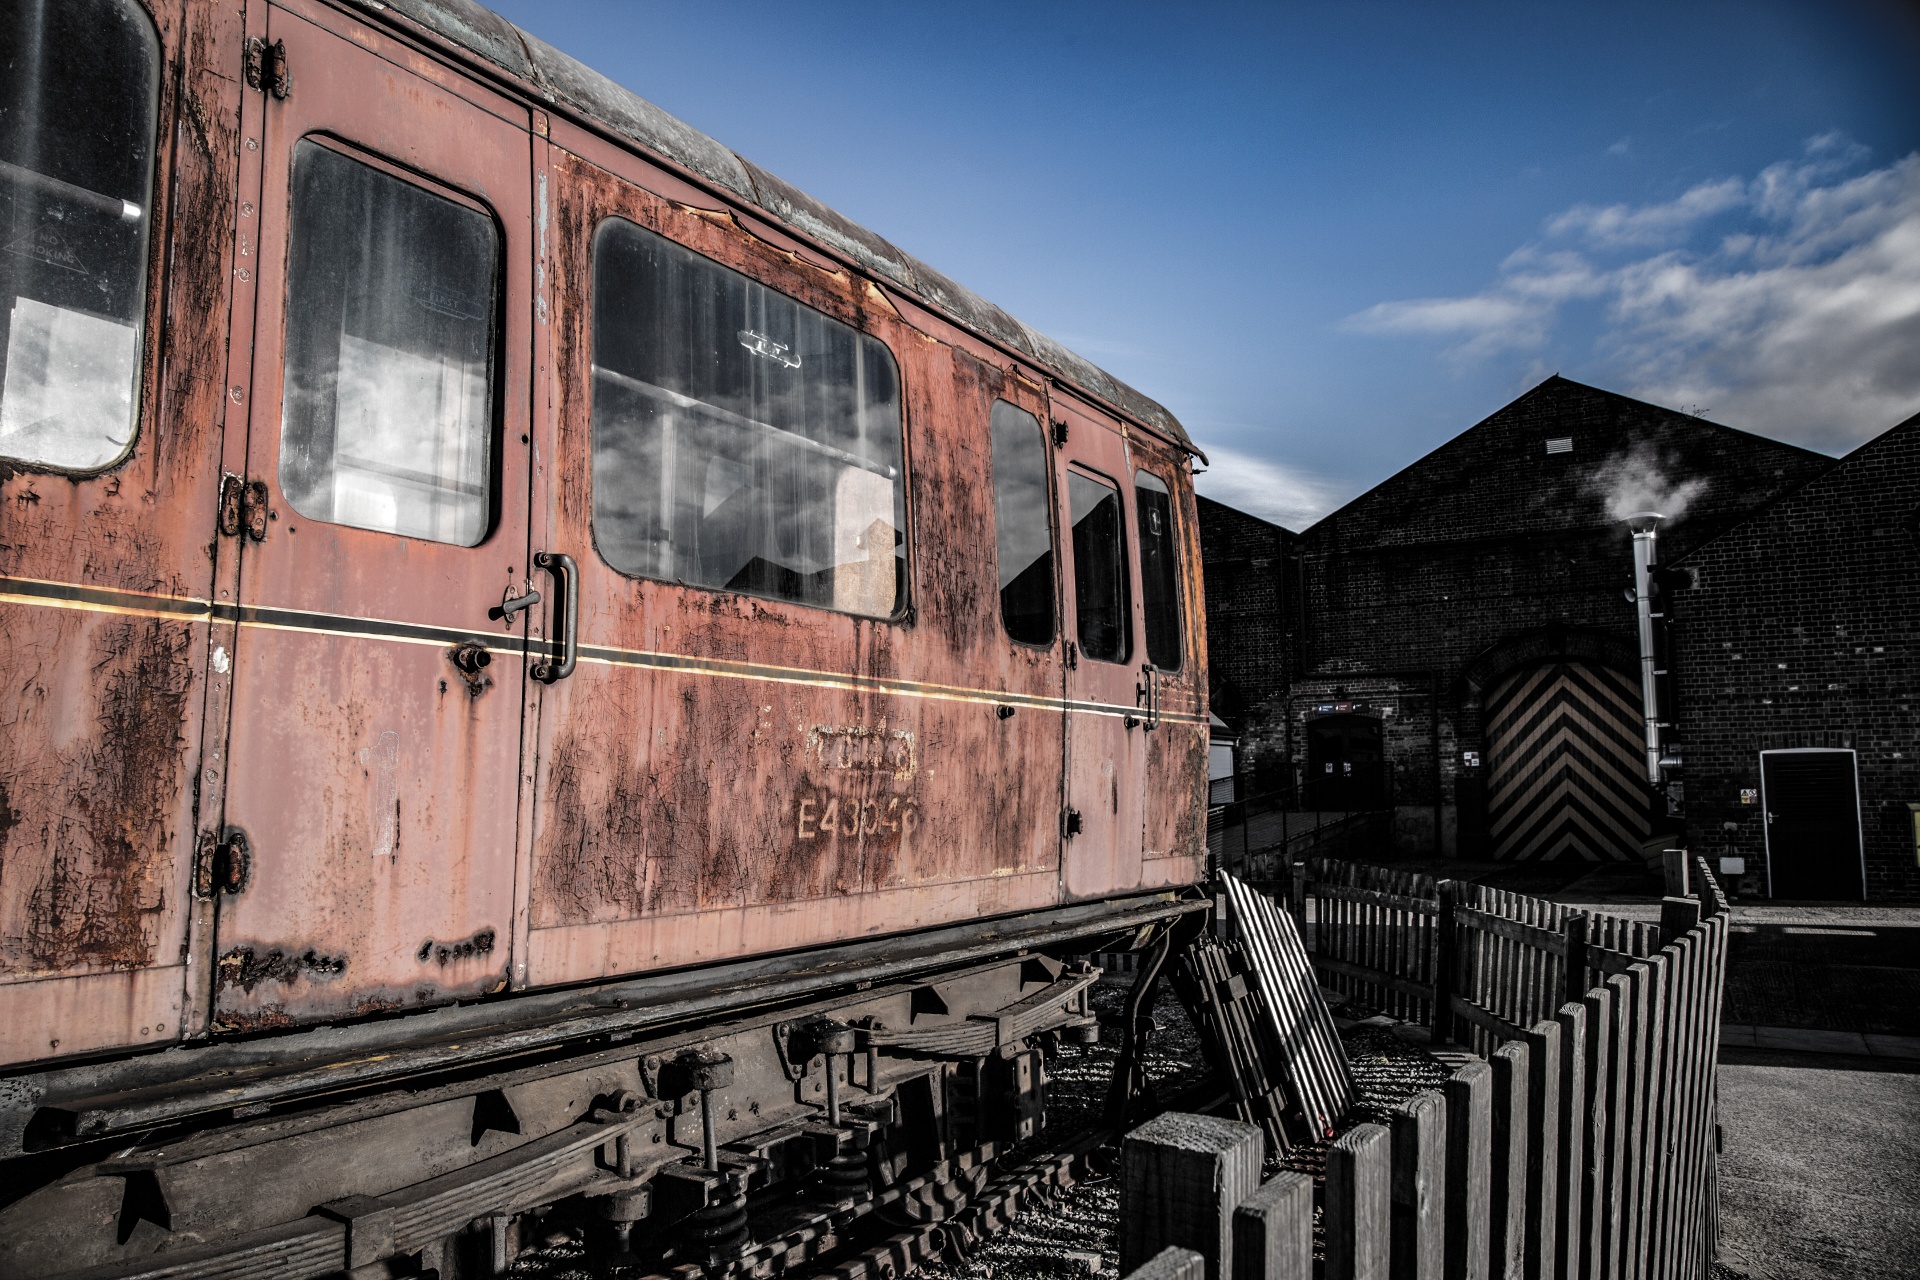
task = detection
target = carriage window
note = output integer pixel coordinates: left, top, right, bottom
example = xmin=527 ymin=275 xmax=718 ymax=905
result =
xmin=990 ymin=402 xmax=1054 ymax=646
xmin=1069 ymin=470 xmax=1129 ymax=663
xmin=0 ymin=0 xmax=158 ymax=472
xmin=590 ymin=220 xmax=905 ymax=617
xmin=1135 ymin=470 xmax=1182 ymax=670
xmin=279 ymin=142 xmax=498 ymax=545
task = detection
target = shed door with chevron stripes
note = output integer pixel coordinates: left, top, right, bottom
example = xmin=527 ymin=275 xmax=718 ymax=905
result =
xmin=1485 ymin=662 xmax=1652 ymax=861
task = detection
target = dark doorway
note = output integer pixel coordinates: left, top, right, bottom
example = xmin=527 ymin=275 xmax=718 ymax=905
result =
xmin=1761 ymin=749 xmax=1865 ymax=900
xmin=1307 ymin=714 xmax=1385 ymax=811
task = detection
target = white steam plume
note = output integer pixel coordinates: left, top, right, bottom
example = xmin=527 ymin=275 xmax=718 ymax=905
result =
xmin=1589 ymin=441 xmax=1707 ymax=523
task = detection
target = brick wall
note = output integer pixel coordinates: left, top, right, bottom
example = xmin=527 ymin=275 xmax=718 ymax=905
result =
xmin=1275 ymin=376 xmax=1829 ymax=855
xmin=1671 ymin=414 xmax=1920 ymax=901
xmin=1196 ymin=495 xmax=1297 ymax=790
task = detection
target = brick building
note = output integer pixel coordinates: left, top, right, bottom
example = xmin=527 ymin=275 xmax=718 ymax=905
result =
xmin=1668 ymin=414 xmax=1920 ymax=901
xmin=1200 ymin=376 xmax=1830 ymax=860
xmin=1197 ymin=495 xmax=1298 ymax=792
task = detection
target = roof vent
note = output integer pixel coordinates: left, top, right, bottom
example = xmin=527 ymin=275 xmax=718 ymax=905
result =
xmin=1545 ymin=437 xmax=1574 ymax=455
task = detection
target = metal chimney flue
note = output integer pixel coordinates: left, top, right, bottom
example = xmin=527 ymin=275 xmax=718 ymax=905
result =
xmin=1626 ymin=512 xmax=1663 ymax=785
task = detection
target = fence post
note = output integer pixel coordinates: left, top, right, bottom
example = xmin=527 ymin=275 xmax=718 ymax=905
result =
xmin=1327 ymin=1123 xmax=1391 ymax=1280
xmin=1660 ymin=848 xmax=1690 ymax=899
xmin=1580 ymin=982 xmax=1616 ymax=1280
xmin=1626 ymin=955 xmax=1669 ymax=1280
xmin=1554 ymin=1001 xmax=1588 ymax=1280
xmin=1445 ymin=1059 xmax=1492 ymax=1280
xmin=1432 ymin=880 xmax=1458 ymax=1047
xmin=1392 ymin=1091 xmax=1447 ymax=1280
xmin=1489 ymin=1041 xmax=1530 ymax=1280
xmin=1659 ymin=895 xmax=1700 ymax=944
xmin=1128 ymin=1247 xmax=1208 ymax=1280
xmin=1522 ymin=1021 xmax=1561 ymax=1280
xmin=1233 ymin=1172 xmax=1313 ymax=1280
xmin=1600 ymin=971 xmax=1641 ymax=1280
xmin=1562 ymin=913 xmax=1588 ymax=1009
xmin=1122 ymin=1112 xmax=1265 ymax=1280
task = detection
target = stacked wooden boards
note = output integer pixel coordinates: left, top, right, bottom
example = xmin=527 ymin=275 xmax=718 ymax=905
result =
xmin=1173 ymin=872 xmax=1355 ymax=1154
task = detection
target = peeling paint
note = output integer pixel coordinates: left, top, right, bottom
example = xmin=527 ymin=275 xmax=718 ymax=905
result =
xmin=416 ymin=927 xmax=496 ymax=965
xmin=804 ymin=722 xmax=916 ymax=782
xmin=216 ymin=945 xmax=348 ymax=993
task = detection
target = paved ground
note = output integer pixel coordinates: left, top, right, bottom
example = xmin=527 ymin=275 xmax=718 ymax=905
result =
xmin=1715 ymin=1051 xmax=1920 ymax=1280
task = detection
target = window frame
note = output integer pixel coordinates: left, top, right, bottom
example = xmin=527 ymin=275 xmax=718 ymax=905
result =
xmin=1133 ymin=467 xmax=1184 ymax=673
xmin=273 ymin=132 xmax=508 ymax=548
xmin=0 ymin=0 xmax=162 ymax=478
xmin=1065 ymin=463 xmax=1133 ymax=666
xmin=988 ymin=398 xmax=1058 ymax=650
xmin=584 ymin=214 xmax=913 ymax=624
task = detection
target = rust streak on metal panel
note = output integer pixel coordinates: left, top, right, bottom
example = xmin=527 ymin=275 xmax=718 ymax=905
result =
xmin=0 ymin=614 xmax=193 ymax=977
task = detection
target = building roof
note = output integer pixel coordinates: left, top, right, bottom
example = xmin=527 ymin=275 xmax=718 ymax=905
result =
xmin=349 ymin=0 xmax=1197 ymax=457
xmin=1672 ymin=409 xmax=1920 ymax=567
xmin=1301 ymin=377 xmax=1833 ymax=553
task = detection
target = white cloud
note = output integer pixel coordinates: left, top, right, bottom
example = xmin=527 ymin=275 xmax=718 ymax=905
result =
xmin=1192 ymin=444 xmax=1344 ymax=529
xmin=1544 ymin=176 xmax=1745 ymax=247
xmin=1346 ymin=249 xmax=1603 ymax=356
xmin=1346 ymin=138 xmax=1920 ymax=449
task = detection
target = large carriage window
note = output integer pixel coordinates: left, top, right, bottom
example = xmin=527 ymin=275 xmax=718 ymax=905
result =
xmin=591 ymin=220 xmax=905 ymax=618
xmin=1069 ymin=470 xmax=1130 ymax=663
xmin=279 ymin=142 xmax=498 ymax=546
xmin=0 ymin=0 xmax=158 ymax=471
xmin=990 ymin=402 xmax=1054 ymax=645
xmin=1135 ymin=470 xmax=1182 ymax=670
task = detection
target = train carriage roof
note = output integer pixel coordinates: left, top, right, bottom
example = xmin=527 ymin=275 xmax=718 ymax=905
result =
xmin=345 ymin=0 xmax=1198 ymax=458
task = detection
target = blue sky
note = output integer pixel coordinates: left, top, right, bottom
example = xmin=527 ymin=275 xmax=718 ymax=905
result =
xmin=490 ymin=0 xmax=1920 ymax=528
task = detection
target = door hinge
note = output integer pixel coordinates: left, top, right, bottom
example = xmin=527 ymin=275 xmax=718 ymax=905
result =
xmin=243 ymin=480 xmax=269 ymax=540
xmin=1051 ymin=419 xmax=1069 ymax=447
xmin=1063 ymin=640 xmax=1078 ymax=669
xmin=194 ymin=830 xmax=252 ymax=898
xmin=244 ymin=37 xmax=290 ymax=100
xmin=1062 ymin=808 xmax=1083 ymax=838
xmin=218 ymin=475 xmax=270 ymax=540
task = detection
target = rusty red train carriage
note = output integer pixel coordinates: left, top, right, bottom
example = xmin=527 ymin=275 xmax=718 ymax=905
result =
xmin=0 ymin=0 xmax=1209 ymax=1273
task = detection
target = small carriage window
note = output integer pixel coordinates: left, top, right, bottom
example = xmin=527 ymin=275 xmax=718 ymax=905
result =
xmin=279 ymin=142 xmax=498 ymax=546
xmin=591 ymin=220 xmax=905 ymax=618
xmin=1068 ymin=470 xmax=1130 ymax=664
xmin=990 ymin=401 xmax=1054 ymax=646
xmin=1135 ymin=470 xmax=1182 ymax=670
xmin=0 ymin=0 xmax=159 ymax=472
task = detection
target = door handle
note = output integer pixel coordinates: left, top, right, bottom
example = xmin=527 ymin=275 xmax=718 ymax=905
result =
xmin=1136 ymin=664 xmax=1160 ymax=731
xmin=489 ymin=588 xmax=541 ymax=622
xmin=531 ymin=551 xmax=577 ymax=683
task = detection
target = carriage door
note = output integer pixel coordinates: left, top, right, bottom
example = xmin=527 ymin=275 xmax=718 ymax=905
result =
xmin=213 ymin=2 xmax=535 ymax=1027
xmin=1053 ymin=396 xmax=1147 ymax=898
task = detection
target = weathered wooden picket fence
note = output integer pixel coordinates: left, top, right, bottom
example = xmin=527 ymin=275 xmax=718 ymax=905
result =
xmin=1123 ymin=854 xmax=1730 ymax=1280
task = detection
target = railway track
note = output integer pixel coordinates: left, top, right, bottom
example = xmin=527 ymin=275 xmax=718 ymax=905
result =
xmin=584 ymin=1072 xmax=1229 ymax=1280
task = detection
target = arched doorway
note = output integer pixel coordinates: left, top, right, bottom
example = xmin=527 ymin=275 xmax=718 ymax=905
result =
xmin=1485 ymin=662 xmax=1651 ymax=860
xmin=1306 ymin=713 xmax=1386 ymax=811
